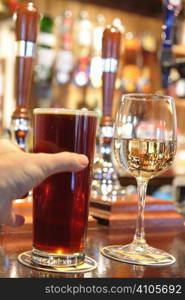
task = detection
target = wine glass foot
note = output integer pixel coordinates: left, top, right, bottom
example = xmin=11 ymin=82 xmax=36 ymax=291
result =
xmin=101 ymin=242 xmax=176 ymax=266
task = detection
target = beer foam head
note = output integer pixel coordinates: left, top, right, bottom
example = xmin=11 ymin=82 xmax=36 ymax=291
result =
xmin=33 ymin=108 xmax=98 ymax=117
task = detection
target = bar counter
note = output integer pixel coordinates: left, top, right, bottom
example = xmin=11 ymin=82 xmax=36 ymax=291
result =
xmin=0 ymin=216 xmax=185 ymax=278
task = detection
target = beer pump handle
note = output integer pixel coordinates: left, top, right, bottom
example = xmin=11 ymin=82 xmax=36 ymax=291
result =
xmin=101 ymin=25 xmax=121 ymax=126
xmin=12 ymin=2 xmax=39 ymax=119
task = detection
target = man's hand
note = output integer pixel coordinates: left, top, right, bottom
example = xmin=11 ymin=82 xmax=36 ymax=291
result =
xmin=0 ymin=139 xmax=89 ymax=227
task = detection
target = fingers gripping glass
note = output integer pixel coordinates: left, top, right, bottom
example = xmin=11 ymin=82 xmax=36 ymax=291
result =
xmin=101 ymin=94 xmax=177 ymax=266
xmin=32 ymin=108 xmax=97 ymax=268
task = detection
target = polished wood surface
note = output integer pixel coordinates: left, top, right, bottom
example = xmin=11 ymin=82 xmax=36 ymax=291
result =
xmin=90 ymin=194 xmax=184 ymax=228
xmin=0 ymin=220 xmax=185 ymax=278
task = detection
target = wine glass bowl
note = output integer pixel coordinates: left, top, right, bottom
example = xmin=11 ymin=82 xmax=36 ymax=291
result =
xmin=101 ymin=94 xmax=177 ymax=266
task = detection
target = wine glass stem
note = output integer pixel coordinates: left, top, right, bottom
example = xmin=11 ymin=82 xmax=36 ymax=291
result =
xmin=134 ymin=178 xmax=148 ymax=244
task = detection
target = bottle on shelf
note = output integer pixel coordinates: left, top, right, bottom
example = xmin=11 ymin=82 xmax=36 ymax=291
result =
xmin=34 ymin=14 xmax=56 ymax=107
xmin=174 ymin=63 xmax=185 ymax=98
xmin=112 ymin=17 xmax=125 ymax=91
xmin=138 ymin=31 xmax=157 ymax=93
xmin=89 ymin=14 xmax=106 ymax=89
xmin=0 ymin=58 xmax=5 ymax=136
xmin=54 ymin=10 xmax=74 ymax=86
xmin=167 ymin=67 xmax=179 ymax=97
xmin=121 ymin=32 xmax=141 ymax=93
xmin=72 ymin=10 xmax=93 ymax=88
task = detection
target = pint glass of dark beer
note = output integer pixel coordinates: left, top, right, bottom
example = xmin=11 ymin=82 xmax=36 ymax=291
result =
xmin=32 ymin=108 xmax=97 ymax=267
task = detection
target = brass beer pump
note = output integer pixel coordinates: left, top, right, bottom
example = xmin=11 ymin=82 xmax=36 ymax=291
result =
xmin=92 ymin=25 xmax=125 ymax=200
xmin=11 ymin=2 xmax=39 ymax=151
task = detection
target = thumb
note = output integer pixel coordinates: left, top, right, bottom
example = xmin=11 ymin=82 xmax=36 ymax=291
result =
xmin=0 ymin=200 xmax=25 ymax=227
xmin=30 ymin=152 xmax=89 ymax=176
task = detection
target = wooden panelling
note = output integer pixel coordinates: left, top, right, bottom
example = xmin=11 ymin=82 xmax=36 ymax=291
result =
xmin=34 ymin=0 xmax=163 ymax=17
xmin=33 ymin=0 xmax=163 ymax=35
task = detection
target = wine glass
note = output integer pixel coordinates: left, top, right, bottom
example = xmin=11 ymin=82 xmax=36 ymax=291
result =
xmin=101 ymin=93 xmax=177 ymax=266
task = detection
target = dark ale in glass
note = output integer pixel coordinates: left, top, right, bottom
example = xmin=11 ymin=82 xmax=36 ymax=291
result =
xmin=32 ymin=108 xmax=97 ymax=265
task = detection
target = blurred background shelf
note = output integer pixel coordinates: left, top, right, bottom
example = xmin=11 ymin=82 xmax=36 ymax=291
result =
xmin=0 ymin=0 xmax=185 ymax=206
xmin=0 ymin=0 xmax=165 ymax=133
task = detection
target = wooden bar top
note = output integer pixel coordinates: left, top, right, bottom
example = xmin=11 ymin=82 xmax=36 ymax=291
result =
xmin=0 ymin=220 xmax=185 ymax=278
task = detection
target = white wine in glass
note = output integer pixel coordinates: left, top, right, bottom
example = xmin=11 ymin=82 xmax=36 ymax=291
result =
xmin=101 ymin=94 xmax=177 ymax=266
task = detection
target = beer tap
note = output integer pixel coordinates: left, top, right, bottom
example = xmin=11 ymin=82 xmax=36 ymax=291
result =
xmin=92 ymin=25 xmax=125 ymax=200
xmin=11 ymin=2 xmax=39 ymax=151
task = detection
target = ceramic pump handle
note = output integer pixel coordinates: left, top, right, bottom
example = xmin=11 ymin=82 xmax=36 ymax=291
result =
xmin=13 ymin=2 xmax=39 ymax=119
xmin=101 ymin=25 xmax=121 ymax=126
